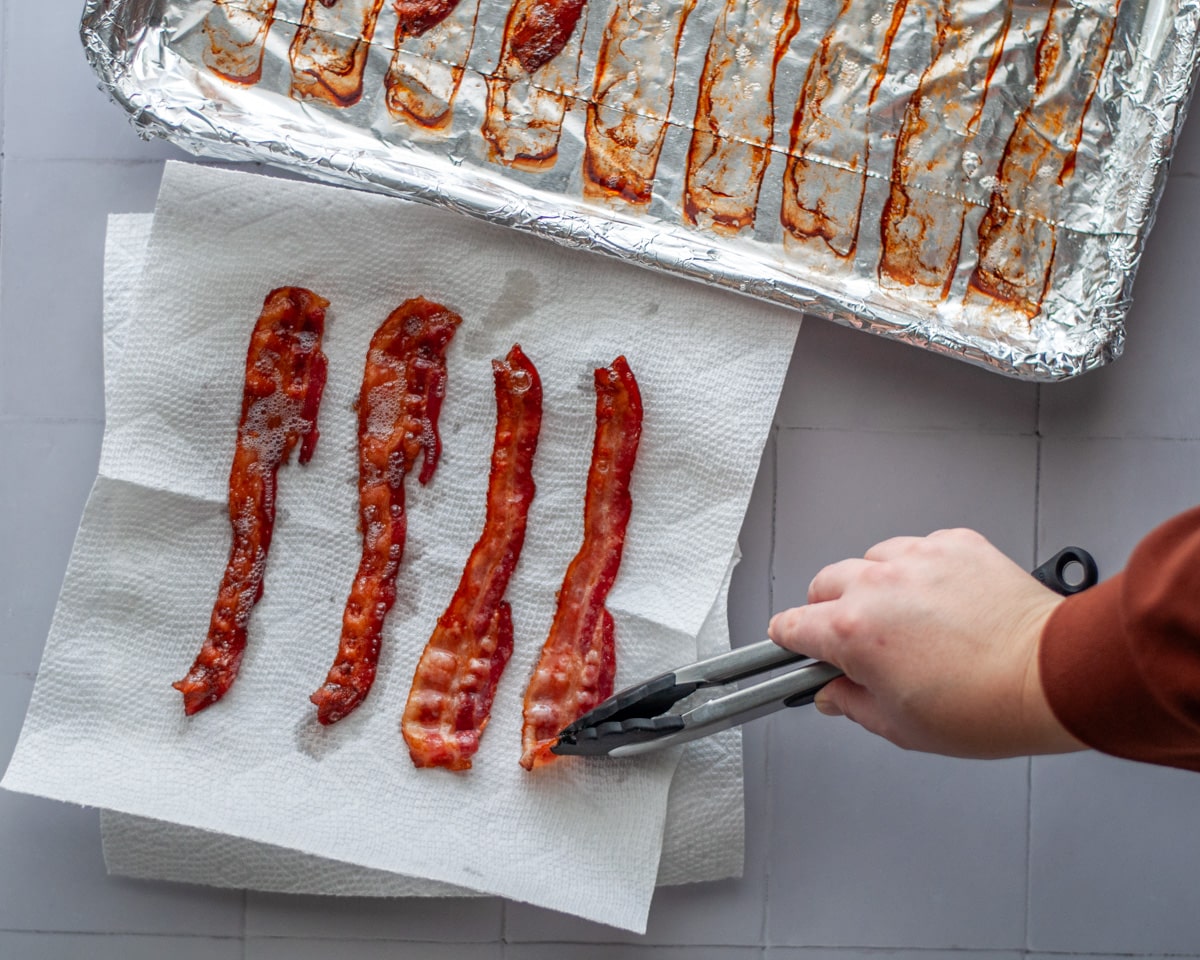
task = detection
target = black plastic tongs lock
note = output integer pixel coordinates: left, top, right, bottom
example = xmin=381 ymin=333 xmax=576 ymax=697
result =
xmin=552 ymin=546 xmax=1099 ymax=759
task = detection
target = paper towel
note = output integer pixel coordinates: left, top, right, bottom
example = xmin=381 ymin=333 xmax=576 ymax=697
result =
xmin=97 ymin=213 xmax=746 ymax=896
xmin=3 ymin=164 xmax=798 ymax=931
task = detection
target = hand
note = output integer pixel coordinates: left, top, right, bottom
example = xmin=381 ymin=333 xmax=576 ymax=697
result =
xmin=767 ymin=528 xmax=1086 ymax=759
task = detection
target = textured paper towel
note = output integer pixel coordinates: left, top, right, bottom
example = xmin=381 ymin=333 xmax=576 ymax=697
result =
xmin=2 ymin=164 xmax=798 ymax=931
xmin=97 ymin=214 xmax=746 ymax=896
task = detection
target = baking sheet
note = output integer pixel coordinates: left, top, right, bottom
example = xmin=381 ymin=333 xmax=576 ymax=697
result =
xmin=81 ymin=0 xmax=1200 ymax=378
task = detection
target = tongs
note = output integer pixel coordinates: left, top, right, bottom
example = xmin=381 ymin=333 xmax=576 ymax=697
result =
xmin=552 ymin=546 xmax=1099 ymax=759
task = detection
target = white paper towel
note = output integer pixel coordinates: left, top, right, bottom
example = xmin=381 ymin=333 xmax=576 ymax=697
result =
xmin=97 ymin=213 xmax=747 ymax=897
xmin=3 ymin=164 xmax=799 ymax=931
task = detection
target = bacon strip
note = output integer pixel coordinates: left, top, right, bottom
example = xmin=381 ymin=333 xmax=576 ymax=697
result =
xmin=384 ymin=0 xmax=481 ymax=129
xmin=682 ymin=0 xmax=800 ymax=233
xmin=520 ymin=356 xmax=642 ymax=770
xmin=780 ymin=0 xmax=910 ymax=258
xmin=311 ymin=298 xmax=461 ymax=725
xmin=202 ymin=0 xmax=279 ymax=84
xmin=402 ymin=345 xmax=543 ymax=769
xmin=879 ymin=0 xmax=1011 ymax=298
xmin=174 ymin=287 xmax=330 ymax=715
xmin=482 ymin=0 xmax=590 ymax=169
xmin=967 ymin=0 xmax=1120 ymax=318
xmin=581 ymin=0 xmax=696 ymax=205
xmin=290 ymin=0 xmax=386 ymax=107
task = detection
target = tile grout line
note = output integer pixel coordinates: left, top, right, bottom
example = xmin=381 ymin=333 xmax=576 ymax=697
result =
xmin=1025 ymin=383 xmax=1043 ymax=955
xmin=761 ymin=423 xmax=779 ymax=949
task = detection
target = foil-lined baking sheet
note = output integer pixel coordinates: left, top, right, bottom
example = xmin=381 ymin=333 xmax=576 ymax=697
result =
xmin=82 ymin=0 xmax=1200 ymax=379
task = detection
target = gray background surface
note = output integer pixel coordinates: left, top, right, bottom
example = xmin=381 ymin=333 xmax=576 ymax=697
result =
xmin=3 ymin=1 xmax=1200 ymax=956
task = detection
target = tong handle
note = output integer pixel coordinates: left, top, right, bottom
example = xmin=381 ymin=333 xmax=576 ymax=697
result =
xmin=1031 ymin=546 xmax=1099 ymax=596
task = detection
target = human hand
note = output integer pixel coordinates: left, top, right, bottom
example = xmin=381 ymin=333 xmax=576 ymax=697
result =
xmin=767 ymin=528 xmax=1086 ymax=759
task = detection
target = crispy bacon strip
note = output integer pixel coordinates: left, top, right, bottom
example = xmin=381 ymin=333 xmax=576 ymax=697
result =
xmin=780 ymin=0 xmax=910 ymax=258
xmin=482 ymin=0 xmax=590 ymax=169
xmin=311 ymin=298 xmax=461 ymax=725
xmin=581 ymin=0 xmax=696 ymax=205
xmin=878 ymin=0 xmax=1011 ymax=298
xmin=384 ymin=0 xmax=481 ymax=129
xmin=174 ymin=287 xmax=330 ymax=715
xmin=290 ymin=0 xmax=386 ymax=107
xmin=402 ymin=345 xmax=543 ymax=769
xmin=202 ymin=0 xmax=279 ymax=84
xmin=967 ymin=0 xmax=1120 ymax=318
xmin=520 ymin=356 xmax=642 ymax=770
xmin=682 ymin=0 xmax=800 ymax=233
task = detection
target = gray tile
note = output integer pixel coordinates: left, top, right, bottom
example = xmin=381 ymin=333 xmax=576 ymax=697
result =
xmin=772 ymin=428 xmax=1039 ymax=612
xmin=0 ymin=933 xmax=242 ymax=960
xmin=765 ymin=428 xmax=1035 ymax=948
xmin=1039 ymin=175 xmax=1200 ymax=440
xmin=248 ymin=940 xmax=503 ymax=959
xmin=0 ymin=674 xmax=245 ymax=936
xmin=0 ymin=420 xmax=104 ymax=676
xmin=507 ymin=947 xmax=762 ymax=960
xmin=0 ymin=159 xmax=165 ymax=419
xmin=766 ymin=708 xmax=1029 ymax=949
xmin=245 ymin=892 xmax=503 ymax=942
xmin=1032 ymin=436 xmax=1200 ymax=954
xmin=1167 ymin=101 xmax=1200 ymax=179
xmin=3 ymin=3 xmax=189 ymax=162
xmin=1028 ymin=752 xmax=1200 ymax=954
xmin=766 ymin=952 xmax=1020 ymax=960
xmin=777 ymin=318 xmax=1037 ymax=435
xmin=729 ymin=431 xmax=776 ymax=649
xmin=1038 ymin=436 xmax=1200 ymax=577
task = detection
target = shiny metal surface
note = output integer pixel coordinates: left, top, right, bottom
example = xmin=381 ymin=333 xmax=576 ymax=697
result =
xmin=81 ymin=0 xmax=1200 ymax=379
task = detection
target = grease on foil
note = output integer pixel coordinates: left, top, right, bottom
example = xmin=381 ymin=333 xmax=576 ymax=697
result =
xmin=81 ymin=0 xmax=1200 ymax=379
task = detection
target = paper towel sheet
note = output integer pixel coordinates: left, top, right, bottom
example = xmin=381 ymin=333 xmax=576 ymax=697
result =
xmin=97 ymin=214 xmax=746 ymax=896
xmin=3 ymin=164 xmax=798 ymax=931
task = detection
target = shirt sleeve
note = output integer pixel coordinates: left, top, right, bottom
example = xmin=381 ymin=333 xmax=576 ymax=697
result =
xmin=1039 ymin=504 xmax=1200 ymax=773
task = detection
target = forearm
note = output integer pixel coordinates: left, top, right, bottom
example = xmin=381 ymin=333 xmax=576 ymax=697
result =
xmin=1040 ymin=505 xmax=1200 ymax=773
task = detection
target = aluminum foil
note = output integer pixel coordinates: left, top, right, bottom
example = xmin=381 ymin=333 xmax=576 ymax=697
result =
xmin=82 ymin=0 xmax=1200 ymax=379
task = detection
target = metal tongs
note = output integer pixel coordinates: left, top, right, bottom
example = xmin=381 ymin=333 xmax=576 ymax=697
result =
xmin=552 ymin=546 xmax=1099 ymax=759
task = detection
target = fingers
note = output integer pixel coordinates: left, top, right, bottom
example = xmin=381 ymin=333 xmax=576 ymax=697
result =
xmin=863 ymin=535 xmax=925 ymax=562
xmin=768 ymin=601 xmax=848 ymax=667
xmin=807 ymin=557 xmax=874 ymax=603
xmin=813 ymin=677 xmax=891 ymax=742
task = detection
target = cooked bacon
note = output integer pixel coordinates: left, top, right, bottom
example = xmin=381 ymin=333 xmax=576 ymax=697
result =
xmin=878 ymin=0 xmax=1011 ymax=298
xmin=509 ymin=0 xmax=588 ymax=74
xmin=682 ymin=0 xmax=799 ymax=232
xmin=311 ymin=298 xmax=461 ymax=725
xmin=394 ymin=0 xmax=462 ymax=36
xmin=967 ymin=0 xmax=1120 ymax=318
xmin=482 ymin=0 xmax=590 ymax=169
xmin=520 ymin=356 xmax=642 ymax=770
xmin=780 ymin=0 xmax=910 ymax=258
xmin=385 ymin=0 xmax=481 ymax=129
xmin=581 ymin=0 xmax=696 ymax=205
xmin=402 ymin=345 xmax=543 ymax=770
xmin=174 ymin=287 xmax=330 ymax=715
xmin=289 ymin=0 xmax=386 ymax=107
xmin=202 ymin=0 xmax=279 ymax=84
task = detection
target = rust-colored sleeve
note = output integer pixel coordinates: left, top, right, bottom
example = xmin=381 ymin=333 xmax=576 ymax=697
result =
xmin=1040 ymin=505 xmax=1200 ymax=773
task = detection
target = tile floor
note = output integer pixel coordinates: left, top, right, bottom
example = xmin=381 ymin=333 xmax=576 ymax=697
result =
xmin=3 ymin=0 xmax=1200 ymax=957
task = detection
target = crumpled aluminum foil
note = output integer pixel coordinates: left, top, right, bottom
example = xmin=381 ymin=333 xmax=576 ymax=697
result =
xmin=82 ymin=0 xmax=1200 ymax=379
